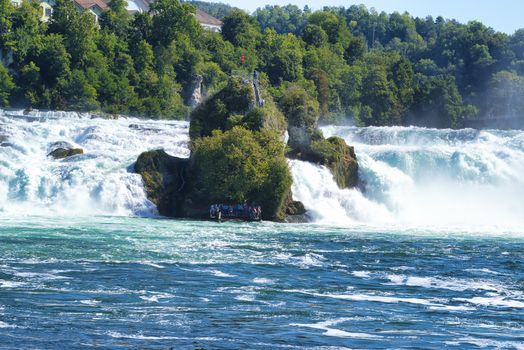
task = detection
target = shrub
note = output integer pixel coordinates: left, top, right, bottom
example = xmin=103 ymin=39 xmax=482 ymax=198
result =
xmin=190 ymin=126 xmax=291 ymax=219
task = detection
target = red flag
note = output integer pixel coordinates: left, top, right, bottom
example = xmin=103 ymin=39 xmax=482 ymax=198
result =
xmin=241 ymin=52 xmax=245 ymax=65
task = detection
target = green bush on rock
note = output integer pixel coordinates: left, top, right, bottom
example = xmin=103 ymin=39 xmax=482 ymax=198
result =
xmin=279 ymin=84 xmax=359 ymax=189
xmin=310 ymin=136 xmax=358 ymax=188
xmin=189 ymin=77 xmax=254 ymax=139
xmin=190 ymin=126 xmax=292 ymax=220
xmin=189 ymin=77 xmax=287 ymax=139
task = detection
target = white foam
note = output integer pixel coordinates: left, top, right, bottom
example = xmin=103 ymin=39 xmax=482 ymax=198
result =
xmin=384 ymin=274 xmax=503 ymax=292
xmin=352 ymin=270 xmax=371 ymax=278
xmin=235 ymin=294 xmax=256 ymax=302
xmin=465 ymin=268 xmax=502 ymax=275
xmin=140 ymin=262 xmax=165 ymax=269
xmin=0 ymin=321 xmax=15 ymax=328
xmin=139 ymin=295 xmax=160 ymax=303
xmin=0 ymin=280 xmax=26 ymax=288
xmin=107 ymin=331 xmax=178 ymax=340
xmin=445 ymin=337 xmax=524 ymax=350
xmin=455 ymin=296 xmax=524 ymax=308
xmin=289 ymin=125 xmax=524 ymax=230
xmin=291 ymin=318 xmax=382 ymax=339
xmin=0 ymin=111 xmax=189 ymax=217
xmin=252 ymin=278 xmax=274 ymax=284
xmin=428 ymin=305 xmax=475 ymax=312
xmin=290 ymin=289 xmax=440 ymax=307
xmin=294 ymin=253 xmax=326 ymax=267
xmin=207 ymin=269 xmax=235 ymax=278
xmin=289 ymin=160 xmax=393 ymax=225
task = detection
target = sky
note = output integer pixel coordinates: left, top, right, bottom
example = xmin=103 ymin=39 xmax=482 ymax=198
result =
xmin=215 ymin=0 xmax=523 ymax=34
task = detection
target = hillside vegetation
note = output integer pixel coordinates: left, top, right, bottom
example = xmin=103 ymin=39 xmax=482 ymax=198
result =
xmin=2 ymin=0 xmax=524 ymax=127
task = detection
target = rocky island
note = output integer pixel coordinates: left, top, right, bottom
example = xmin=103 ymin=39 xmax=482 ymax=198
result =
xmin=134 ymin=76 xmax=358 ymax=221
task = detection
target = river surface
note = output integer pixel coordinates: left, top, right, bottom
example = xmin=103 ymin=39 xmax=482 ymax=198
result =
xmin=1 ymin=110 xmax=523 ymax=349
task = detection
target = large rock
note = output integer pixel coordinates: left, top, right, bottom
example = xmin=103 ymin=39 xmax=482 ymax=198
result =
xmin=280 ymin=85 xmax=320 ymax=154
xmin=309 ymin=136 xmax=359 ymax=189
xmin=47 ymin=141 xmax=84 ymax=159
xmin=134 ymin=150 xmax=189 ymax=217
xmin=189 ymin=77 xmax=286 ymax=140
xmin=188 ymin=75 xmax=203 ymax=109
xmin=281 ymin=192 xmax=309 ymax=223
xmin=288 ymin=125 xmax=315 ymax=154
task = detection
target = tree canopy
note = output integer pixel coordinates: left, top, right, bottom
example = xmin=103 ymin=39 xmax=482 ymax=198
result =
xmin=1 ymin=0 xmax=524 ymax=127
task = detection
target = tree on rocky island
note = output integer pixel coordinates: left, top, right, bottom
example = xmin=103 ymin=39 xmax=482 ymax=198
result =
xmin=0 ymin=63 xmax=14 ymax=106
xmin=136 ymin=77 xmax=296 ymax=221
xmin=280 ymin=84 xmax=359 ymax=189
xmin=190 ymin=127 xmax=292 ymax=220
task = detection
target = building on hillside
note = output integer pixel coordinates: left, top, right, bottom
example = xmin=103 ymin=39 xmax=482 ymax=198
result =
xmin=37 ymin=0 xmax=107 ymax=23
xmin=33 ymin=0 xmax=221 ymax=31
xmin=10 ymin=0 xmax=55 ymax=22
xmin=73 ymin=0 xmax=108 ymax=23
xmin=124 ymin=1 xmax=222 ymax=32
xmin=126 ymin=0 xmax=151 ymax=14
xmin=195 ymin=8 xmax=222 ymax=32
xmin=39 ymin=0 xmax=55 ymax=22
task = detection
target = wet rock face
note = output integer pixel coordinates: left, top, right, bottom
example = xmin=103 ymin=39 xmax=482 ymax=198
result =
xmin=188 ymin=75 xmax=204 ymax=109
xmin=281 ymin=193 xmax=309 ymax=223
xmin=47 ymin=142 xmax=84 ymax=159
xmin=0 ymin=125 xmax=9 ymax=145
xmin=310 ymin=136 xmax=359 ymax=189
xmin=134 ymin=150 xmax=189 ymax=217
xmin=288 ymin=125 xmax=314 ymax=154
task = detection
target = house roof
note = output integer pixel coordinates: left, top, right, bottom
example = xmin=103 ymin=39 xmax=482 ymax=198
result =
xmin=74 ymin=0 xmax=108 ymax=11
xmin=195 ymin=8 xmax=222 ymax=26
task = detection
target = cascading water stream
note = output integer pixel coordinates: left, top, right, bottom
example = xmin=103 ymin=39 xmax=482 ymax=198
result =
xmin=2 ymin=109 xmax=524 ymax=230
xmin=290 ymin=125 xmax=524 ymax=230
xmin=0 ymin=110 xmax=189 ymax=216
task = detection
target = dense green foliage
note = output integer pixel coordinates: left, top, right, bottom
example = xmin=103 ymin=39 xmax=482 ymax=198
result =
xmin=188 ymin=0 xmax=237 ymax=20
xmin=190 ymin=127 xmax=292 ymax=220
xmin=189 ymin=77 xmax=254 ymax=138
xmin=190 ymin=76 xmax=286 ymax=137
xmin=1 ymin=0 xmax=524 ymax=127
xmin=309 ymin=136 xmax=358 ymax=188
xmin=187 ymin=77 xmax=290 ymax=219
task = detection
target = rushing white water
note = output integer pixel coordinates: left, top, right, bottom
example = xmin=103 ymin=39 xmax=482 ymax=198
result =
xmin=0 ymin=110 xmax=189 ymax=216
xmin=290 ymin=125 xmax=524 ymax=230
xmin=2 ymin=109 xmax=523 ymax=231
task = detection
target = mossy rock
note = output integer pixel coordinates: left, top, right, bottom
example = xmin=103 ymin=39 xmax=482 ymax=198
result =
xmin=189 ymin=77 xmax=255 ymax=140
xmin=48 ymin=147 xmax=84 ymax=159
xmin=189 ymin=127 xmax=292 ymax=221
xmin=309 ymin=136 xmax=359 ymax=189
xmin=135 ymin=150 xmax=189 ymax=217
xmin=280 ymin=85 xmax=320 ymax=153
xmin=189 ymin=77 xmax=287 ymax=141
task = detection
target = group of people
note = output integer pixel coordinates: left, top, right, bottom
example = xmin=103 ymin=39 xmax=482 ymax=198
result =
xmin=209 ymin=203 xmax=262 ymax=221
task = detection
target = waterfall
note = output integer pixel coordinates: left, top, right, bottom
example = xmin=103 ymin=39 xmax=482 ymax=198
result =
xmin=2 ymin=108 xmax=523 ymax=230
xmin=0 ymin=109 xmax=189 ymax=216
xmin=290 ymin=125 xmax=524 ymax=230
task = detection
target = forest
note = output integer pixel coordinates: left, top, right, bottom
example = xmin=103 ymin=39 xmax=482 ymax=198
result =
xmin=1 ymin=0 xmax=524 ymax=128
